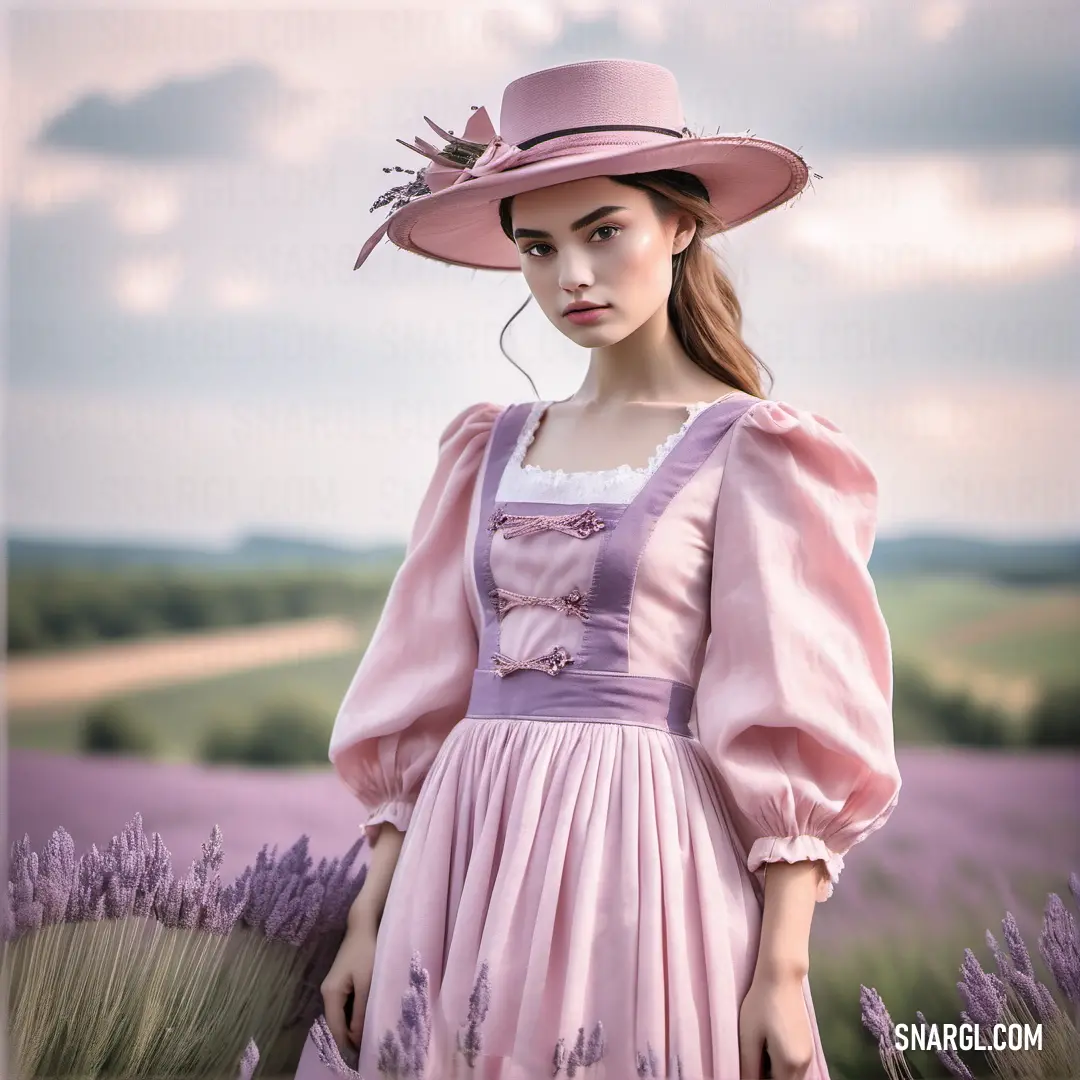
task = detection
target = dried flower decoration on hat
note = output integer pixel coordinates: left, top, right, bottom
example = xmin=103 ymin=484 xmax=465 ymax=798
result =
xmin=369 ymin=106 xmax=708 ymax=216
xmin=371 ymin=105 xmax=508 ymax=214
xmin=399 ymin=111 xmax=492 ymax=170
xmin=369 ymin=167 xmax=430 ymax=215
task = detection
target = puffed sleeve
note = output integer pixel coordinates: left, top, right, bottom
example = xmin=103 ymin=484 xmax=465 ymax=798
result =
xmin=328 ymin=401 xmax=503 ymax=844
xmin=695 ymin=399 xmax=901 ymax=901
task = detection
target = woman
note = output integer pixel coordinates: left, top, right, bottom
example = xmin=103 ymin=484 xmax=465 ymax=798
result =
xmin=300 ymin=59 xmax=901 ymax=1080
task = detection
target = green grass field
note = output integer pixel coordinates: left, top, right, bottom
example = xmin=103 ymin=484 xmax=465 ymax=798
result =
xmin=877 ymin=575 xmax=1080 ymax=719
xmin=877 ymin=575 xmax=1080 ymax=674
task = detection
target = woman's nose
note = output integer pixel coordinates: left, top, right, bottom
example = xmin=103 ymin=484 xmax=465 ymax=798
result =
xmin=557 ymin=251 xmax=595 ymax=292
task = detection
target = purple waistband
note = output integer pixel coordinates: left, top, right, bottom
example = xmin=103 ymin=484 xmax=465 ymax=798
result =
xmin=465 ymin=668 xmax=695 ymax=738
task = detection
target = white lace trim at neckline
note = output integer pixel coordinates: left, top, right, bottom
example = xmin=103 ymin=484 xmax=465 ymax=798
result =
xmin=496 ymin=393 xmax=741 ymax=505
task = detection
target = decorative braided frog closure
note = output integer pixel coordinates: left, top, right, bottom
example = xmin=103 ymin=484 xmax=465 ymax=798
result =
xmin=491 ymin=646 xmax=572 ymax=677
xmin=487 ymin=507 xmax=605 ymax=539
xmin=489 ymin=585 xmax=590 ymax=621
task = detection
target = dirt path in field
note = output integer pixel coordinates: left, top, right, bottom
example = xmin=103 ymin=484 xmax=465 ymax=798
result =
xmin=4 ymin=616 xmax=362 ymax=711
xmin=923 ymin=660 xmax=1040 ymax=715
xmin=927 ymin=592 xmax=1080 ymax=650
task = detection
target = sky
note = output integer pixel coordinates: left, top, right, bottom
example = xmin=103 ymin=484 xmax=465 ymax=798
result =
xmin=4 ymin=0 xmax=1079 ymax=548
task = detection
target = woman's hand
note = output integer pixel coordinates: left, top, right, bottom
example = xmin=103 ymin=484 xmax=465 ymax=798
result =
xmin=320 ymin=823 xmax=404 ymax=1053
xmin=320 ymin=915 xmax=380 ymax=1056
xmin=738 ymin=968 xmax=814 ymax=1080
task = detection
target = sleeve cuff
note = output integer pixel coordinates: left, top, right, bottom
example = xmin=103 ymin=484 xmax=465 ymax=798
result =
xmin=747 ymin=835 xmax=846 ymax=902
xmin=361 ymin=798 xmax=415 ymax=846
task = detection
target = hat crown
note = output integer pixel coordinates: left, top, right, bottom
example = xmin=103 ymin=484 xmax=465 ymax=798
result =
xmin=499 ymin=59 xmax=685 ymax=148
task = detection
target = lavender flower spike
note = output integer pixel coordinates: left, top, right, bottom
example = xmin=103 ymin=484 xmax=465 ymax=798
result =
xmin=458 ymin=961 xmax=490 ymax=1066
xmin=38 ymin=826 xmax=76 ymax=925
xmin=9 ymin=834 xmax=43 ymax=936
xmin=990 ymin=918 xmax=1061 ymax=1025
xmin=636 ymin=1041 xmax=660 ymax=1078
xmin=1002 ymin=911 xmax=1036 ymax=980
xmin=915 ymin=1010 xmax=974 ymax=1079
xmin=399 ymin=951 xmax=433 ymax=1076
xmin=236 ymin=1038 xmax=260 ymax=1080
xmin=859 ymin=985 xmax=895 ymax=1052
xmin=957 ymin=949 xmax=1008 ymax=1026
xmin=552 ymin=1036 xmax=568 ymax=1073
xmin=1040 ymin=891 xmax=1080 ymax=1004
xmin=859 ymin=985 xmax=915 ymax=1080
xmin=584 ymin=1020 xmax=606 ymax=1065
xmin=309 ymin=1015 xmax=364 ymax=1078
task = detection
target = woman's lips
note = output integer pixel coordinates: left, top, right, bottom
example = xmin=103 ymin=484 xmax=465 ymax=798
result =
xmin=564 ymin=306 xmax=610 ymax=324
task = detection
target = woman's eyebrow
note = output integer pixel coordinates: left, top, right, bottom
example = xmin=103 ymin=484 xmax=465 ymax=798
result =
xmin=513 ymin=205 xmax=627 ymax=240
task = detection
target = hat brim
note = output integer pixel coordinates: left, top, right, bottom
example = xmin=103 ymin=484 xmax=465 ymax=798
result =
xmin=356 ymin=136 xmax=810 ymax=272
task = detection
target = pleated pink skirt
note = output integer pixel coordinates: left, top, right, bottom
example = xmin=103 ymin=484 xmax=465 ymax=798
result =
xmin=295 ymin=715 xmax=830 ymax=1080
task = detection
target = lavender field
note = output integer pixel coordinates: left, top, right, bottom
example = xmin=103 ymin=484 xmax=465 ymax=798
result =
xmin=7 ymin=745 xmax=1079 ymax=949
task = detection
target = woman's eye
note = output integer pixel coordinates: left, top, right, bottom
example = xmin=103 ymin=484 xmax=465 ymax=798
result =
xmin=592 ymin=225 xmax=619 ymax=241
xmin=523 ymin=242 xmax=553 ymax=258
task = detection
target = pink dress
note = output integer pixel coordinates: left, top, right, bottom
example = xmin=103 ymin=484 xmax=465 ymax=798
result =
xmin=294 ymin=391 xmax=902 ymax=1080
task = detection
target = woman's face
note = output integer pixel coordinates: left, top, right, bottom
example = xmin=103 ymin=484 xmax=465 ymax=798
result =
xmin=509 ymin=176 xmax=694 ymax=346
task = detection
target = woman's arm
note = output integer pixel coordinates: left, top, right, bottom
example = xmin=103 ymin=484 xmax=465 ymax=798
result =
xmin=754 ymin=859 xmax=828 ymax=979
xmin=347 ymin=825 xmax=406 ymax=931
xmin=738 ymin=859 xmax=828 ymax=1078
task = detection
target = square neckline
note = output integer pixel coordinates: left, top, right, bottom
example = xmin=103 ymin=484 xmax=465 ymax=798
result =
xmin=509 ymin=390 xmax=745 ymax=482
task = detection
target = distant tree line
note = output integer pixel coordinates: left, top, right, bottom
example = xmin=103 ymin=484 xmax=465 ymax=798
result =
xmin=866 ymin=537 xmax=1080 ymax=582
xmin=893 ymin=663 xmax=1078 ymax=748
xmin=6 ymin=566 xmax=400 ymax=653
xmin=79 ymin=695 xmax=334 ymax=766
xmin=987 ymin=567 xmax=1080 ymax=586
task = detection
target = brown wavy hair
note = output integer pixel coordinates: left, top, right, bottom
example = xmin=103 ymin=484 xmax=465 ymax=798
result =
xmin=497 ymin=168 xmax=773 ymax=400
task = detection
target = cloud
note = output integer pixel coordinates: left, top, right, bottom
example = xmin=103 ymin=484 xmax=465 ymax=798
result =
xmin=113 ymin=254 xmax=183 ymax=313
xmin=492 ymin=0 xmax=564 ymax=45
xmin=798 ymin=0 xmax=973 ymax=44
xmin=110 ymin=182 xmax=182 ymax=235
xmin=14 ymin=154 xmax=111 ymax=214
xmin=9 ymin=8 xmax=526 ymax=219
xmin=831 ymin=377 xmax=1080 ymax=540
xmin=784 ymin=154 xmax=1079 ymax=290
xmin=34 ymin=62 xmax=299 ymax=160
xmin=915 ymin=0 xmax=970 ymax=43
xmin=210 ymin=272 xmax=270 ymax=311
xmin=798 ymin=1 xmax=867 ymax=42
xmin=5 ymin=274 xmax=531 ymax=407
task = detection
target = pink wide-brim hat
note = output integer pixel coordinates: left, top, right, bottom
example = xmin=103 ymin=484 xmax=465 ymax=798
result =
xmin=354 ymin=59 xmax=814 ymax=273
